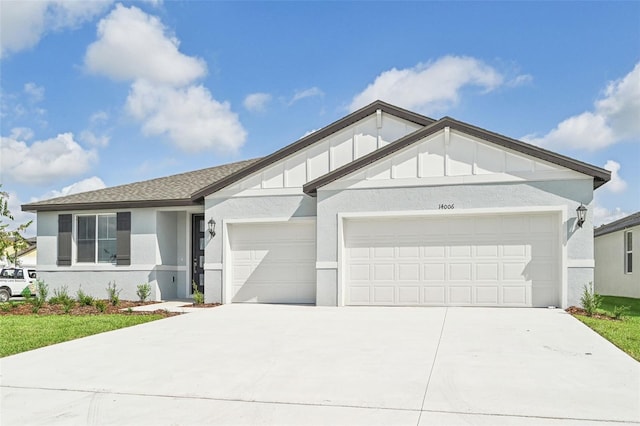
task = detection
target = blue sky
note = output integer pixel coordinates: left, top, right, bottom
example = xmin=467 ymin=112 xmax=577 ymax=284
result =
xmin=1 ymin=1 xmax=639 ymax=236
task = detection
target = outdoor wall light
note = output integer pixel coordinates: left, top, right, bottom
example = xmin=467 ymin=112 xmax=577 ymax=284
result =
xmin=576 ymin=204 xmax=587 ymax=228
xmin=208 ymin=218 xmax=216 ymax=238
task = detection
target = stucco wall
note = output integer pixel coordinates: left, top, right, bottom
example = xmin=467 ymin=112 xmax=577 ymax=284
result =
xmin=316 ymin=179 xmax=595 ymax=308
xmin=595 ymin=225 xmax=640 ymax=298
xmin=35 ymin=208 xmax=192 ymax=301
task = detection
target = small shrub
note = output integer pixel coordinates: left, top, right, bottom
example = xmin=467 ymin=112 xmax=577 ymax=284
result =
xmin=127 ymin=307 xmax=133 ymax=314
xmin=29 ymin=280 xmax=48 ymax=314
xmin=76 ymin=288 xmax=95 ymax=306
xmin=106 ymin=281 xmax=122 ymax=306
xmin=49 ymin=285 xmax=72 ymax=305
xmin=35 ymin=280 xmax=48 ymax=302
xmin=20 ymin=286 xmax=32 ymax=299
xmin=580 ymin=283 xmax=602 ymax=317
xmin=612 ymin=305 xmax=630 ymax=320
xmin=95 ymin=300 xmax=107 ymax=313
xmin=0 ymin=303 xmax=10 ymax=312
xmin=192 ymin=281 xmax=204 ymax=305
xmin=136 ymin=283 xmax=151 ymax=302
xmin=62 ymin=298 xmax=74 ymax=314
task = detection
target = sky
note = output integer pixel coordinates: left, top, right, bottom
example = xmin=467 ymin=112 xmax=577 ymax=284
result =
xmin=1 ymin=0 xmax=639 ymax=237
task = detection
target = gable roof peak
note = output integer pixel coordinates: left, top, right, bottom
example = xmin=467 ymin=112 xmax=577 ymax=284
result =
xmin=190 ymin=100 xmax=436 ymax=200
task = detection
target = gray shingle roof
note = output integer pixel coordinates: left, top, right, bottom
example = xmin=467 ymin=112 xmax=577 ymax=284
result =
xmin=594 ymin=212 xmax=640 ymax=237
xmin=22 ymin=158 xmax=261 ymax=212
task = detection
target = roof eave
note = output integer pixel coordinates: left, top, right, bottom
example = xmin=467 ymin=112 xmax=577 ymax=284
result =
xmin=22 ymin=198 xmax=202 ymax=212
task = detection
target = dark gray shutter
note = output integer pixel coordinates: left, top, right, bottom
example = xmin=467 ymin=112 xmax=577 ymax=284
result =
xmin=116 ymin=212 xmax=131 ymax=265
xmin=57 ymin=214 xmax=72 ymax=266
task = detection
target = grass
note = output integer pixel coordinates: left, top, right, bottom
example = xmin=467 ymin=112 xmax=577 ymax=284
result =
xmin=574 ymin=295 xmax=640 ymax=362
xmin=0 ymin=314 xmax=165 ymax=357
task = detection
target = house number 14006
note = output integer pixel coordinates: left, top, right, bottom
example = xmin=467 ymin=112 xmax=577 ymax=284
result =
xmin=439 ymin=203 xmax=454 ymax=209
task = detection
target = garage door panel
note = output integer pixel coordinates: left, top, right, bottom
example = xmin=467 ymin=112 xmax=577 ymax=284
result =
xmin=345 ymin=213 xmax=560 ymax=307
xmin=398 ymin=263 xmax=420 ymax=281
xmin=476 ymin=263 xmax=499 ymax=281
xmin=449 ymin=286 xmax=472 ymax=304
xmin=449 ymin=263 xmax=472 ymax=281
xmin=476 ymin=286 xmax=499 ymax=304
xmin=230 ymin=221 xmax=316 ymax=304
xmin=373 ymin=286 xmax=394 ymax=303
xmin=398 ymin=286 xmax=420 ymax=303
xmin=424 ymin=286 xmax=446 ymax=304
xmin=424 ymin=263 xmax=445 ymax=280
xmin=503 ymin=286 xmax=528 ymax=305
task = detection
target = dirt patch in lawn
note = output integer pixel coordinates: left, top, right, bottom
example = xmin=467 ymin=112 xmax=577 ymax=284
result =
xmin=0 ymin=300 xmax=179 ymax=317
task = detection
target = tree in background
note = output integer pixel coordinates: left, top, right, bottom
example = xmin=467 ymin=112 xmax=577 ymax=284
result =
xmin=0 ymin=185 xmax=32 ymax=267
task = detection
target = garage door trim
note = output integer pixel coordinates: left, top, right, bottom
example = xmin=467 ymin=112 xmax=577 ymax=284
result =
xmin=337 ymin=206 xmax=566 ymax=307
xmin=223 ymin=216 xmax=317 ymax=304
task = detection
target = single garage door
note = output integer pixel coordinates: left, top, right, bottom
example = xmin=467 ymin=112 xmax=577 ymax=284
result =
xmin=344 ymin=213 xmax=560 ymax=307
xmin=229 ymin=221 xmax=316 ymax=304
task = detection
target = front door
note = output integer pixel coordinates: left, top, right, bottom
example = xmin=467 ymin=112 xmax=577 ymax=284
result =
xmin=191 ymin=214 xmax=205 ymax=295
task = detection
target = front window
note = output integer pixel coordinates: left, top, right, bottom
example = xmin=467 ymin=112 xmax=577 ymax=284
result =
xmin=77 ymin=215 xmax=117 ymax=263
xmin=625 ymin=231 xmax=633 ymax=274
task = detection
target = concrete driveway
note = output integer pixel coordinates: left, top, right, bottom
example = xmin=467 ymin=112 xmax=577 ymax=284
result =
xmin=1 ymin=305 xmax=639 ymax=425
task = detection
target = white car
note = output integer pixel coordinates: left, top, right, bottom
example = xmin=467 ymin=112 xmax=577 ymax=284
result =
xmin=0 ymin=267 xmax=37 ymax=302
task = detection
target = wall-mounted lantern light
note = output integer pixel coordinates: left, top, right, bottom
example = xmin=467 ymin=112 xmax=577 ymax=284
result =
xmin=208 ymin=218 xmax=216 ymax=237
xmin=576 ymin=204 xmax=587 ymax=228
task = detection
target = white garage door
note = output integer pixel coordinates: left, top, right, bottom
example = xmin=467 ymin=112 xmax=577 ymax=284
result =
xmin=229 ymin=221 xmax=316 ymax=304
xmin=344 ymin=213 xmax=559 ymax=307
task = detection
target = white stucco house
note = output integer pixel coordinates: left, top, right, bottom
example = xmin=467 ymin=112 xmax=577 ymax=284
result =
xmin=22 ymin=101 xmax=610 ymax=308
xmin=594 ymin=212 xmax=640 ymax=298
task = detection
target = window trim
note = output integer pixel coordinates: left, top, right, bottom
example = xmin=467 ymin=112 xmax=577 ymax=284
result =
xmin=75 ymin=213 xmax=117 ymax=264
xmin=624 ymin=230 xmax=633 ymax=274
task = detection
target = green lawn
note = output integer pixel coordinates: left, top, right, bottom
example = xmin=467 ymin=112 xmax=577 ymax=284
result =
xmin=0 ymin=314 xmax=165 ymax=357
xmin=574 ymin=295 xmax=640 ymax=362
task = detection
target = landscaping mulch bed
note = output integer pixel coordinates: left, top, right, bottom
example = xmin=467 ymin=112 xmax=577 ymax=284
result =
xmin=566 ymin=306 xmax=620 ymax=321
xmin=0 ymin=300 xmax=179 ymax=317
xmin=180 ymin=303 xmax=221 ymax=308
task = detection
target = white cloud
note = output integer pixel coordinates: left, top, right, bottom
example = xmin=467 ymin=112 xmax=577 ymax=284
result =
xmin=593 ymin=205 xmax=628 ymax=227
xmin=507 ymin=74 xmax=533 ymax=87
xmin=290 ymin=87 xmax=324 ymax=105
xmin=23 ymin=82 xmax=45 ymax=103
xmin=126 ymin=80 xmax=247 ymax=153
xmin=0 ymin=0 xmax=112 ymax=57
xmin=38 ymin=176 xmax=107 ymax=200
xmin=0 ymin=133 xmax=97 ymax=184
xmin=602 ymin=160 xmax=627 ymax=193
xmin=349 ymin=56 xmax=505 ymax=113
xmin=9 ymin=127 xmax=34 ymax=141
xmin=243 ymin=92 xmax=272 ymax=112
xmin=84 ymin=4 xmax=206 ymax=86
xmin=89 ymin=110 xmax=109 ymax=125
xmin=524 ymin=63 xmax=640 ymax=151
xmin=79 ymin=130 xmax=110 ymax=147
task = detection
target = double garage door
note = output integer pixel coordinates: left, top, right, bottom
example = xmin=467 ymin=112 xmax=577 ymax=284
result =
xmin=344 ymin=213 xmax=560 ymax=307
xmin=228 ymin=213 xmax=560 ymax=307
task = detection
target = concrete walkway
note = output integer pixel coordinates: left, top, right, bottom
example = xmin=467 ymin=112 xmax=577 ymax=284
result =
xmin=1 ymin=305 xmax=639 ymax=425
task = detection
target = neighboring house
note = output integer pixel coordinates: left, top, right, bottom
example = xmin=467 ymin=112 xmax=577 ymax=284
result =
xmin=22 ymin=101 xmax=610 ymax=308
xmin=1 ymin=237 xmax=37 ymax=268
xmin=594 ymin=212 xmax=640 ymax=298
